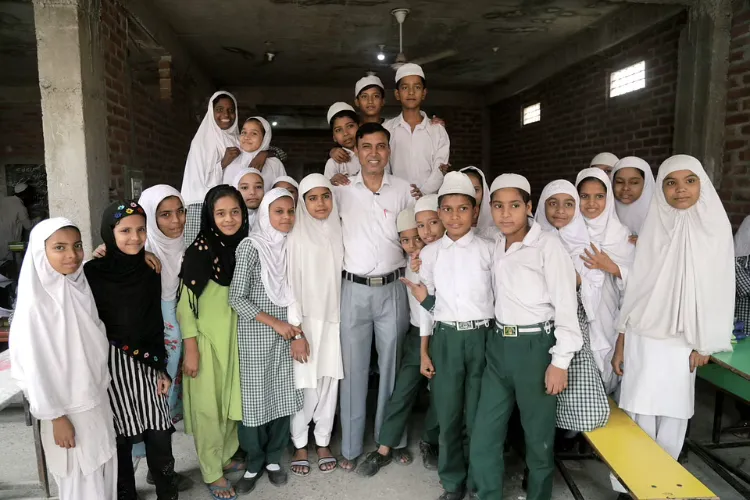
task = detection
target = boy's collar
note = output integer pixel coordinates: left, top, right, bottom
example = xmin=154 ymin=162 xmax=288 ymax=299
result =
xmin=440 ymin=228 xmax=475 ymax=248
xmin=398 ymin=111 xmax=429 ymax=129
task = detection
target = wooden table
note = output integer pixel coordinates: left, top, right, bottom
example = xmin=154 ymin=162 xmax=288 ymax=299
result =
xmin=0 ymin=350 xmax=50 ymax=497
xmin=687 ymin=339 xmax=750 ymax=497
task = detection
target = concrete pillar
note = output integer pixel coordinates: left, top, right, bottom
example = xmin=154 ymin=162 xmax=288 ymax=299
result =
xmin=673 ymin=0 xmax=733 ymax=184
xmin=33 ymin=0 xmax=110 ymax=254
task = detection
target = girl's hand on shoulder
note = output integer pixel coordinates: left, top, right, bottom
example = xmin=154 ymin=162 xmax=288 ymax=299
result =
xmin=221 ymin=147 xmax=241 ymax=169
xmin=330 ymin=173 xmax=350 ymax=186
xmin=439 ymin=163 xmax=451 ymax=175
xmin=330 ymin=147 xmax=351 ymax=163
xmin=544 ymin=364 xmax=568 ymax=395
xmin=145 ymin=251 xmax=162 ymax=273
xmin=273 ymin=320 xmax=302 ymax=340
xmin=291 ymin=337 xmax=310 ymax=363
xmin=400 ymin=277 xmax=428 ymax=303
xmin=52 ymin=416 xmax=76 ymax=449
xmin=157 ymin=373 xmax=171 ymax=395
xmin=689 ymin=351 xmax=711 ymax=373
xmin=250 ymin=151 xmax=268 ymax=171
xmin=92 ymin=243 xmax=106 ymax=259
xmin=430 ymin=115 xmax=446 ymax=127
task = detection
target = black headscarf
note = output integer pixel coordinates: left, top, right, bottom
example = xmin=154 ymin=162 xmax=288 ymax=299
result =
xmin=84 ymin=201 xmax=167 ymax=373
xmin=180 ymin=185 xmax=249 ymax=317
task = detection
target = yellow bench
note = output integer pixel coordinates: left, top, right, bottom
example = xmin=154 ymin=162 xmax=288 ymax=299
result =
xmin=580 ymin=399 xmax=717 ymax=499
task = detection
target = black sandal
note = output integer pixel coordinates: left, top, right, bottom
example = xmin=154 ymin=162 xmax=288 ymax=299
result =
xmin=357 ymin=450 xmax=393 ymax=477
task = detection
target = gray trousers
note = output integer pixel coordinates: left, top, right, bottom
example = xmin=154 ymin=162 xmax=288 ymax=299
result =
xmin=339 ymin=277 xmax=410 ymax=460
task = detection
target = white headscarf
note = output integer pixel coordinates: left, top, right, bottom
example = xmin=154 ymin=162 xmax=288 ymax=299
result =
xmin=10 ymin=218 xmax=110 ymax=420
xmin=223 ymin=116 xmax=274 ymax=186
xmin=575 ymin=167 xmax=634 ymax=267
xmin=232 ymin=167 xmax=264 ymax=190
xmin=735 ymin=215 xmax=750 ymax=258
xmin=273 ymin=176 xmax=299 ymax=189
xmin=618 ymin=155 xmax=734 ymax=354
xmin=138 ymin=185 xmax=187 ymax=301
xmin=247 ymin=187 xmax=295 ymax=307
xmin=181 ymin=91 xmax=240 ymax=204
xmin=287 ymin=174 xmax=343 ymax=323
xmin=534 ymin=180 xmax=605 ymax=320
xmin=460 ymin=166 xmax=494 ymax=232
xmin=590 ymin=152 xmax=619 ymax=168
xmin=610 ymin=156 xmax=655 ymax=236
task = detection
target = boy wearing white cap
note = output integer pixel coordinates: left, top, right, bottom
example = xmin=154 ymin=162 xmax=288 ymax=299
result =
xmin=589 ymin=152 xmax=619 ymax=176
xmin=358 ymin=208 xmax=440 ymax=477
xmin=382 ymin=63 xmax=450 ymax=196
xmin=402 ymin=172 xmax=494 ymax=500
xmin=470 ymin=174 xmax=582 ymax=500
xmin=324 ymin=102 xmax=362 ymax=186
xmin=333 ymin=122 xmax=412 ymax=472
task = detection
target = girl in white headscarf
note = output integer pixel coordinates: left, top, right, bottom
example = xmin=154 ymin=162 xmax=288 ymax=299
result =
xmin=10 ymin=218 xmax=116 ymax=499
xmin=229 ymin=188 xmax=303 ymax=492
xmin=460 ymin=166 xmax=499 ymax=240
xmin=224 ymin=117 xmax=287 ymax=192
xmin=232 ymin=167 xmax=265 ymax=229
xmin=575 ymin=168 xmax=635 ymax=392
xmin=182 ymin=91 xmax=240 ymax=244
xmin=612 ymin=154 xmax=734 ymax=463
xmin=610 ymin=156 xmax=655 ymax=240
xmin=287 ymin=174 xmax=344 ymax=476
xmin=273 ymin=176 xmax=300 ymax=205
xmin=589 ymin=152 xmax=619 ymax=176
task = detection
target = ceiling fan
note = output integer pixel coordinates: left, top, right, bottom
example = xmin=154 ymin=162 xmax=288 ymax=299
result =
xmin=390 ymin=8 xmax=458 ymax=71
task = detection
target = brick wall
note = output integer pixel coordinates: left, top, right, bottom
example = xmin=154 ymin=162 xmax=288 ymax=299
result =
xmin=100 ymin=0 xmax=203 ymax=198
xmin=488 ymin=13 xmax=685 ymax=200
xmin=721 ymin=0 xmax=750 ymax=228
xmin=0 ymin=103 xmax=44 ymax=166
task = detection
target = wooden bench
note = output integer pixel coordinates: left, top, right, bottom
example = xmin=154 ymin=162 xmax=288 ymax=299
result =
xmin=557 ymin=399 xmax=717 ymax=500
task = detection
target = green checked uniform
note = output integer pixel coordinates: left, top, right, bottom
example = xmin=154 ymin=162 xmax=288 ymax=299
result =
xmin=418 ymin=230 xmax=495 ymax=494
xmin=470 ymin=223 xmax=582 ymax=500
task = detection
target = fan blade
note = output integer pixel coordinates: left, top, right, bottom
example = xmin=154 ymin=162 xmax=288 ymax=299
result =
xmin=410 ymin=49 xmax=458 ymax=66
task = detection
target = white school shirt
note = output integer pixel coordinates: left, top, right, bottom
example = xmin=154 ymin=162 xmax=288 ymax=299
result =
xmin=324 ymin=148 xmax=361 ymax=179
xmin=383 ymin=112 xmax=449 ymax=195
xmin=493 ymin=222 xmax=583 ymax=370
xmin=419 ymin=230 xmax=495 ymax=327
xmin=334 ymin=172 xmax=413 ymax=276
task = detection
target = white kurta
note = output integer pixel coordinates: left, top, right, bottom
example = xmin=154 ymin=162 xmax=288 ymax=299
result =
xmin=324 ymin=149 xmax=361 ymax=179
xmin=618 ymin=334 xmax=696 ymax=419
xmin=260 ymin=158 xmax=287 ymax=192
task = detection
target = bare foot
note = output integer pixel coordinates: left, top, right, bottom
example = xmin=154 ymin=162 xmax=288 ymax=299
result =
xmin=208 ymin=477 xmax=235 ymax=499
xmin=291 ymin=448 xmax=310 ymax=475
xmin=340 ymin=456 xmax=358 ymax=472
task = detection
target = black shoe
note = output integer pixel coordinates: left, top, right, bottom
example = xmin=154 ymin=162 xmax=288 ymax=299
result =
xmin=146 ymin=471 xmax=193 ymax=492
xmin=617 ymin=495 xmax=631 ymax=500
xmin=522 ymin=468 xmax=529 ymax=491
xmin=267 ymin=467 xmax=288 ymax=487
xmin=235 ymin=469 xmax=263 ymax=494
xmin=357 ymin=450 xmax=393 ymax=477
xmin=438 ymin=489 xmax=465 ymax=500
xmin=419 ymin=440 xmax=439 ymax=470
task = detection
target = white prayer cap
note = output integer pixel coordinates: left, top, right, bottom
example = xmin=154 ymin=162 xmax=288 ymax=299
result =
xmin=355 ymin=75 xmax=385 ymax=97
xmin=14 ymin=182 xmax=28 ymax=194
xmin=327 ymin=102 xmax=356 ymax=126
xmin=397 ymin=207 xmax=418 ymax=232
xmin=589 ymin=152 xmax=619 ymax=168
xmin=395 ymin=63 xmax=425 ymax=83
xmin=438 ymin=172 xmax=475 ymax=198
xmin=415 ymin=194 xmax=438 ymax=214
xmin=490 ymin=173 xmax=531 ymax=196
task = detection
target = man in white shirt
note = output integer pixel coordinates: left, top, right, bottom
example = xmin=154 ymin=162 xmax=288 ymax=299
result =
xmin=334 ymin=122 xmax=413 ymax=472
xmin=0 ymin=182 xmax=33 ymax=270
xmin=383 ymin=63 xmax=449 ymax=196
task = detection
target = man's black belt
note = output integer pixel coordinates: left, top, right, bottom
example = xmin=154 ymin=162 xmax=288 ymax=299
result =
xmin=342 ymin=268 xmax=405 ymax=287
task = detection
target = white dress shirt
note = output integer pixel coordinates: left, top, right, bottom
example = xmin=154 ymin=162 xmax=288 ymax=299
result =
xmin=419 ymin=230 xmax=495 ymax=327
xmin=383 ymin=112 xmax=449 ymax=195
xmin=405 ymin=258 xmax=435 ymax=337
xmin=334 ymin=172 xmax=412 ymax=277
xmin=493 ymin=221 xmax=583 ymax=370
xmin=324 ymin=148 xmax=361 ymax=179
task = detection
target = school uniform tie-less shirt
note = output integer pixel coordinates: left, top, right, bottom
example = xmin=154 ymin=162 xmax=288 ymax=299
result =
xmin=333 ymin=172 xmax=413 ymax=277
xmin=383 ymin=112 xmax=449 ymax=195
xmin=493 ymin=222 xmax=583 ymax=370
xmin=324 ymin=148 xmax=361 ymax=179
xmin=405 ymin=256 xmax=435 ymax=335
xmin=419 ymin=230 xmax=495 ymax=325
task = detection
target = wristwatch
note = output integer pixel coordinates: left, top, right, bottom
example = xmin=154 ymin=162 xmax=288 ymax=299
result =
xmin=293 ymin=333 xmax=305 ymax=341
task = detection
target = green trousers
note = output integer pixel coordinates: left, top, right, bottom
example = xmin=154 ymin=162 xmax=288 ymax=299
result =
xmin=470 ymin=327 xmax=557 ymax=500
xmin=239 ymin=417 xmax=290 ymax=473
xmin=378 ymin=325 xmax=440 ymax=448
xmin=431 ymin=322 xmax=489 ymax=493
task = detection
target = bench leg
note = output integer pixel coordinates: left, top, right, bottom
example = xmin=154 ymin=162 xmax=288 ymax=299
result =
xmin=712 ymin=391 xmax=724 ymax=445
xmin=685 ymin=438 xmax=750 ymax=497
xmin=554 ymin=458 xmax=585 ymax=500
xmin=32 ymin=419 xmax=50 ymax=498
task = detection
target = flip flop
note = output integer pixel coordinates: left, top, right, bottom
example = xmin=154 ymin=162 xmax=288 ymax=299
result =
xmin=291 ymin=459 xmax=311 ymax=477
xmin=318 ymin=456 xmax=338 ymax=473
xmin=207 ymin=482 xmax=237 ymax=500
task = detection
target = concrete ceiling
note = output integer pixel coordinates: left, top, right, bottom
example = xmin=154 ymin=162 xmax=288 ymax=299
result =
xmin=152 ymin=0 xmax=623 ymax=90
